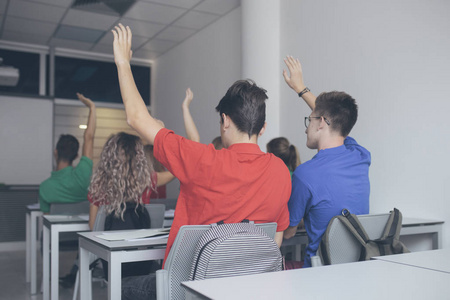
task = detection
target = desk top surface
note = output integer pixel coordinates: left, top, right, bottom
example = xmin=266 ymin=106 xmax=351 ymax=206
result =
xmin=402 ymin=217 xmax=444 ymax=226
xmin=78 ymin=230 xmax=168 ymax=251
xmin=43 ymin=214 xmax=89 ymax=225
xmin=182 ymin=260 xmax=450 ymax=300
xmin=373 ymin=248 xmax=450 ymax=273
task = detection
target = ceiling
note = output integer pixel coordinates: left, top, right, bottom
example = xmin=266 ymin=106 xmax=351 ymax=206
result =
xmin=0 ymin=0 xmax=240 ymax=60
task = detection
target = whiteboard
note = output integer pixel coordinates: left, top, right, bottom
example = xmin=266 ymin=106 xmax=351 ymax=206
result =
xmin=0 ymin=95 xmax=53 ymax=185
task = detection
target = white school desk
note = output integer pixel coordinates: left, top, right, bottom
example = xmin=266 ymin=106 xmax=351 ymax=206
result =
xmin=78 ymin=230 xmax=167 ymax=300
xmin=373 ymin=248 xmax=450 ymax=274
xmin=42 ymin=215 xmax=90 ymax=300
xmin=401 ymin=217 xmax=444 ymax=249
xmin=25 ymin=204 xmax=43 ymax=294
xmin=182 ymin=259 xmax=450 ymax=300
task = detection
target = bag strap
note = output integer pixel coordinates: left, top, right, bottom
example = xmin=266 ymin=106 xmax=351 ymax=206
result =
xmin=370 ymin=208 xmax=401 ymax=255
xmin=340 ymin=209 xmax=371 ymax=243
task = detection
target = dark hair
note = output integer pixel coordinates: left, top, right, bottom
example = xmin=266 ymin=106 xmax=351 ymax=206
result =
xmin=215 ymin=79 xmax=267 ymax=138
xmin=56 ymin=134 xmax=79 ymax=163
xmin=267 ymin=137 xmax=300 ymax=172
xmin=211 ymin=136 xmax=224 ymax=150
xmin=314 ymin=91 xmax=358 ymax=137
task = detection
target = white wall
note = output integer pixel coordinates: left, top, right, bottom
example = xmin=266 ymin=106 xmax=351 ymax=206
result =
xmin=280 ymin=0 xmax=450 ymax=248
xmin=153 ymin=7 xmax=242 ymax=198
xmin=0 ymin=96 xmax=53 ymax=185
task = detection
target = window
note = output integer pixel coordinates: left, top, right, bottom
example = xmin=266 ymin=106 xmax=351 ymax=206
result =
xmin=53 ymin=56 xmax=151 ymax=105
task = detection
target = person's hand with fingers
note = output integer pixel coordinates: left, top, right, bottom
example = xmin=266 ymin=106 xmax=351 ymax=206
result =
xmin=182 ymin=88 xmax=194 ymax=109
xmin=76 ymin=93 xmax=95 ymax=109
xmin=283 ymin=56 xmax=306 ymax=94
xmin=112 ymin=23 xmax=133 ymax=66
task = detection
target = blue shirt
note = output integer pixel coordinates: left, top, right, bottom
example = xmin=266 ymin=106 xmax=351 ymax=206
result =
xmin=288 ymin=137 xmax=371 ymax=267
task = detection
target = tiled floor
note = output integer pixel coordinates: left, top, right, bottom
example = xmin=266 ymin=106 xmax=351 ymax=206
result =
xmin=0 ymin=249 xmax=107 ymax=300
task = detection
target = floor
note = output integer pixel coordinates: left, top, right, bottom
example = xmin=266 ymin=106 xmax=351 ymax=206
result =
xmin=0 ymin=249 xmax=107 ymax=300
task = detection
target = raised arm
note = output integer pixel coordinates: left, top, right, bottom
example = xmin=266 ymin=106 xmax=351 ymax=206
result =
xmin=182 ymin=88 xmax=200 ymax=143
xmin=283 ymin=56 xmax=317 ymax=111
xmin=77 ymin=93 xmax=96 ymax=160
xmin=112 ymin=24 xmax=163 ymax=144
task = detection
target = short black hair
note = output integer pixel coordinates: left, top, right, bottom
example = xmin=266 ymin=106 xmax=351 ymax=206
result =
xmin=314 ymin=91 xmax=358 ymax=137
xmin=56 ymin=134 xmax=79 ymax=163
xmin=215 ymin=79 xmax=267 ymax=138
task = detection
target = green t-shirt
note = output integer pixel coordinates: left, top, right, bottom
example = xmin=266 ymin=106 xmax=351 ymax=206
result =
xmin=39 ymin=156 xmax=93 ymax=213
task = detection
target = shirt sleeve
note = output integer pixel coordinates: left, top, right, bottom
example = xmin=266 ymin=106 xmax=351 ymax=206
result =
xmin=73 ymin=156 xmax=93 ymax=189
xmin=153 ymin=128 xmax=210 ymax=183
xmin=276 ymin=203 xmax=290 ymax=231
xmin=39 ymin=189 xmax=50 ymax=213
xmin=288 ymin=171 xmax=312 ymax=227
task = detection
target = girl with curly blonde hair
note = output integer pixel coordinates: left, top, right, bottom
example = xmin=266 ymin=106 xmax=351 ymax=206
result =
xmin=88 ymin=132 xmax=173 ymax=229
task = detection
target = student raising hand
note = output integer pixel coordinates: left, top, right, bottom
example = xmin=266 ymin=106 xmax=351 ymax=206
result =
xmin=112 ymin=23 xmax=132 ymax=65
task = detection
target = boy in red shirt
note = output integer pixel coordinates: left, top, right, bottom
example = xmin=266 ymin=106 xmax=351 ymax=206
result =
xmin=112 ymin=24 xmax=291 ymax=300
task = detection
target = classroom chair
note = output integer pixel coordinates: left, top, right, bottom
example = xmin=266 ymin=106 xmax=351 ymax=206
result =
xmin=311 ymin=213 xmax=391 ymax=266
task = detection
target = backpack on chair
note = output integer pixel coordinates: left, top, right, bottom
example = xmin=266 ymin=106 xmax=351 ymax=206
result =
xmin=189 ymin=220 xmax=282 ymax=280
xmin=319 ymin=208 xmax=410 ymax=265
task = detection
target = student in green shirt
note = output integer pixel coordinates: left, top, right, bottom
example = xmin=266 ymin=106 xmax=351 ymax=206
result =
xmin=39 ymin=93 xmax=96 ymax=213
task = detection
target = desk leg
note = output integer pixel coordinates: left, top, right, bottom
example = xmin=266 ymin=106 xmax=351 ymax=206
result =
xmin=31 ymin=212 xmax=39 ymax=294
xmin=433 ymin=229 xmax=442 ymax=249
xmin=26 ymin=212 xmax=31 ymax=283
xmin=43 ymin=226 xmax=50 ymax=300
xmin=109 ymin=252 xmax=121 ymax=300
xmin=79 ymin=244 xmax=90 ymax=300
xmin=51 ymin=226 xmax=59 ymax=300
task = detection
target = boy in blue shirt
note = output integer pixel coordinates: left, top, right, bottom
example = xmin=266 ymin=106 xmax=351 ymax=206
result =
xmin=282 ymin=56 xmax=371 ymax=267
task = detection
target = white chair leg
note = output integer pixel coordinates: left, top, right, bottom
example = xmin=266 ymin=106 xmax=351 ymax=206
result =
xmin=72 ymin=270 xmax=80 ymax=300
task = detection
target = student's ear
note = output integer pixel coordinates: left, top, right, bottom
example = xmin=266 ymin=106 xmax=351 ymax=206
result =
xmin=54 ymin=149 xmax=58 ymax=160
xmin=318 ymin=117 xmax=327 ymax=130
xmin=258 ymin=122 xmax=267 ymax=137
xmin=222 ymin=113 xmax=231 ymax=129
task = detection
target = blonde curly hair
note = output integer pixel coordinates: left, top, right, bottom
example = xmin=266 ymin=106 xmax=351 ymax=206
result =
xmin=89 ymin=132 xmax=154 ymax=219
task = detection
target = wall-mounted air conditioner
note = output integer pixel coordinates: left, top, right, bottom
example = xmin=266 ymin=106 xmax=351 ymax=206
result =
xmin=0 ymin=66 xmax=20 ymax=87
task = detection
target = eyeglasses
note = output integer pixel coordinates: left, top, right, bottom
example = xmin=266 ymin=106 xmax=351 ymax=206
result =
xmin=304 ymin=116 xmax=330 ymax=128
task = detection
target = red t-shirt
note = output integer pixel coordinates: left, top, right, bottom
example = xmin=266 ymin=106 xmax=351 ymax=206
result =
xmin=154 ymin=128 xmax=291 ymax=263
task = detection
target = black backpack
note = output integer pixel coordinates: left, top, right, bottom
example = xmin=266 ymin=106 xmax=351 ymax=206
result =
xmin=190 ymin=221 xmax=282 ymax=280
xmin=102 ymin=202 xmax=156 ymax=279
xmin=319 ymin=208 xmax=410 ymax=265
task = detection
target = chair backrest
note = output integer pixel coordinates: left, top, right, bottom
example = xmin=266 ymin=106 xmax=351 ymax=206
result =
xmin=49 ymin=201 xmax=90 ymax=215
xmin=325 ymin=213 xmax=390 ymax=265
xmin=50 ymin=201 xmax=90 ymax=244
xmin=160 ymin=222 xmax=277 ymax=300
xmin=92 ymin=205 xmax=106 ymax=232
xmin=145 ymin=204 xmax=166 ymax=229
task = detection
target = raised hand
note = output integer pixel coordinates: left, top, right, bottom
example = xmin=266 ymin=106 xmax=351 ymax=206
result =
xmin=282 ymin=56 xmax=306 ymax=94
xmin=182 ymin=88 xmax=194 ymax=109
xmin=112 ymin=23 xmax=133 ymax=66
xmin=76 ymin=93 xmax=95 ymax=108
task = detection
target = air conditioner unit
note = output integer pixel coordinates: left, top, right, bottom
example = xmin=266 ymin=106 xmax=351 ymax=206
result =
xmin=0 ymin=66 xmax=20 ymax=87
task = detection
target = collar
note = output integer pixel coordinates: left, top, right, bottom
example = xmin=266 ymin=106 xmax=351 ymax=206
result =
xmin=227 ymin=143 xmax=263 ymax=154
xmin=314 ymin=143 xmax=346 ymax=159
xmin=51 ymin=166 xmax=73 ymax=176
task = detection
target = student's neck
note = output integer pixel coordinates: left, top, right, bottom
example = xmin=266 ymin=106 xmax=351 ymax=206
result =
xmin=56 ymin=160 xmax=71 ymax=171
xmin=228 ymin=133 xmax=258 ymax=146
xmin=318 ymin=135 xmax=345 ymax=151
